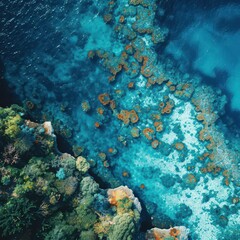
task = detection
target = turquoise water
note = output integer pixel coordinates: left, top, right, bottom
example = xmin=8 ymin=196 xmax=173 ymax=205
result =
xmin=1 ymin=0 xmax=240 ymax=239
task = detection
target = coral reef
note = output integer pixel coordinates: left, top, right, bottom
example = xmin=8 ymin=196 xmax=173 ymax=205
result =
xmin=1 ymin=0 xmax=240 ymax=239
xmin=0 ymin=106 xmax=142 ymax=239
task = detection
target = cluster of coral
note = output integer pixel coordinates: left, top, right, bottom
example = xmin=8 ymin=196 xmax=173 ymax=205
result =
xmin=0 ymin=106 xmax=143 ymax=239
xmin=86 ymin=1 xmax=240 ymax=239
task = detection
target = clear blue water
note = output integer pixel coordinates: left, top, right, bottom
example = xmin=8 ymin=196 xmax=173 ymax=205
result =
xmin=1 ymin=0 xmax=240 ymax=239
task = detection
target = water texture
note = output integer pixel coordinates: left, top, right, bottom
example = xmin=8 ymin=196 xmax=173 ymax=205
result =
xmin=165 ymin=0 xmax=240 ymax=111
xmin=0 ymin=0 xmax=240 ymax=239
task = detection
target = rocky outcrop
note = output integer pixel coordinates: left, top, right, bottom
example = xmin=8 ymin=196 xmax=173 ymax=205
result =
xmin=146 ymin=226 xmax=190 ymax=240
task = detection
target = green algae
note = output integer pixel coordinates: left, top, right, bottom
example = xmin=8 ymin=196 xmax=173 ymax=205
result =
xmin=0 ymin=105 xmax=141 ymax=240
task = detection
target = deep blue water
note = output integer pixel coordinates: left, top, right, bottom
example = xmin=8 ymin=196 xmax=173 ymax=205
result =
xmin=164 ymin=0 xmax=240 ymax=112
xmin=0 ymin=0 xmax=240 ymax=239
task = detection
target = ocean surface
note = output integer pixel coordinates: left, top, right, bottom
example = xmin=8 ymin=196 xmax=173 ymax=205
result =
xmin=0 ymin=0 xmax=240 ymax=239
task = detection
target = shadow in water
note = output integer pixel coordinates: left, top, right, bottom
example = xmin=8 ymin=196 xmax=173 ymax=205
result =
xmin=0 ymin=60 xmax=21 ymax=107
xmin=197 ymin=69 xmax=240 ymax=129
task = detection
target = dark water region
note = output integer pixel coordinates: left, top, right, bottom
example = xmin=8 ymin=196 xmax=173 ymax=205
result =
xmin=0 ymin=0 xmax=103 ymax=61
xmin=163 ymin=0 xmax=240 ymax=122
xmin=0 ymin=0 xmax=60 ymax=60
xmin=0 ymin=61 xmax=21 ymax=107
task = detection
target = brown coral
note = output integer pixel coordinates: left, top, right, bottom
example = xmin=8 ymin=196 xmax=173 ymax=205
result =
xmin=98 ymin=93 xmax=111 ymax=105
xmin=201 ymin=162 xmax=222 ymax=175
xmin=151 ymin=113 xmax=161 ymax=120
xmin=95 ymin=122 xmax=101 ymax=128
xmin=128 ymin=82 xmax=135 ymax=89
xmin=118 ymin=110 xmax=130 ymax=125
xmin=155 ymin=74 xmax=168 ymax=85
xmin=97 ymin=107 xmax=104 ymax=115
xmin=133 ymin=50 xmax=143 ymax=63
xmin=125 ymin=44 xmax=133 ymax=54
xmin=119 ymin=15 xmax=125 ymax=23
xmin=131 ymin=127 xmax=140 ymax=138
xmin=141 ymin=56 xmax=153 ymax=78
xmin=160 ymin=100 xmax=175 ymax=114
xmin=151 ymin=140 xmax=159 ymax=149
xmin=186 ymin=174 xmax=197 ymax=184
xmin=110 ymin=100 xmax=116 ymax=110
xmin=108 ymin=147 xmax=117 ymax=155
xmin=129 ymin=110 xmax=139 ymax=123
xmin=154 ymin=121 xmax=163 ymax=132
xmin=143 ymin=128 xmax=154 ymax=140
xmin=118 ymin=110 xmax=139 ymax=124
xmin=175 ymin=142 xmax=185 ymax=151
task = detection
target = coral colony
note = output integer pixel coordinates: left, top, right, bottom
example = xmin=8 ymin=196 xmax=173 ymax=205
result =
xmin=0 ymin=0 xmax=239 ymax=240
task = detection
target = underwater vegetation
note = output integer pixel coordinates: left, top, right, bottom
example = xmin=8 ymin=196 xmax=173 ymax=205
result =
xmin=0 ymin=106 xmax=142 ymax=239
xmin=0 ymin=0 xmax=240 ymax=239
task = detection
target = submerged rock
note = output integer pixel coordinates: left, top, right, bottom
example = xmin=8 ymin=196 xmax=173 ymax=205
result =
xmin=76 ymin=156 xmax=90 ymax=174
xmin=108 ymin=185 xmax=142 ymax=213
xmin=146 ymin=226 xmax=190 ymax=240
